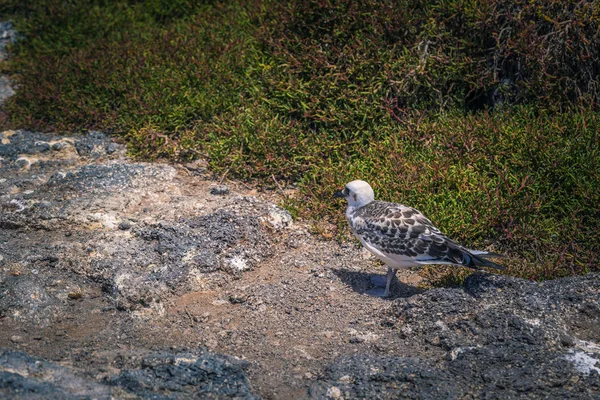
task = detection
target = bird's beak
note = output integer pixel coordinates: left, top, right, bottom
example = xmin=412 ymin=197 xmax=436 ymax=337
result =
xmin=333 ymin=190 xmax=345 ymax=199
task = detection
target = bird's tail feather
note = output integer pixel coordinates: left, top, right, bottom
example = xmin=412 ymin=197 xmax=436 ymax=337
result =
xmin=471 ymin=254 xmax=505 ymax=270
xmin=468 ymin=249 xmax=505 ymax=259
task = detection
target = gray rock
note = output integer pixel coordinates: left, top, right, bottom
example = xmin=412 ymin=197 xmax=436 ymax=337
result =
xmin=0 ymin=349 xmax=110 ymax=399
xmin=310 ymin=355 xmax=464 ymax=399
xmin=0 ymin=130 xmax=114 ymax=162
xmin=100 ymin=209 xmax=274 ymax=305
xmin=9 ymin=336 xmax=22 ymax=343
xmin=311 ymin=273 xmax=600 ymax=399
xmin=0 ymin=275 xmax=58 ymax=327
xmin=14 ymin=158 xmax=29 ymax=169
xmin=0 ymin=349 xmax=259 ymax=399
xmin=0 ymin=76 xmax=15 ymax=104
xmin=111 ymin=351 xmax=260 ymax=399
xmin=1 ymin=131 xmax=273 ymax=312
xmin=192 ymin=250 xmax=220 ymax=272
xmin=73 ymin=131 xmax=123 ymax=157
xmin=267 ymin=206 xmax=293 ymax=229
xmin=0 ymin=21 xmax=17 ymax=61
xmin=46 ymin=163 xmax=171 ymax=193
xmin=35 ymin=142 xmax=51 ymax=152
xmin=118 ymin=220 xmax=132 ymax=230
xmin=211 ymin=185 xmax=230 ymax=195
xmin=184 ymin=159 xmax=208 ymax=172
xmin=51 ymin=142 xmax=68 ymax=151
xmin=0 ymin=21 xmax=17 ymax=105
xmin=105 ymin=142 xmax=118 ymax=154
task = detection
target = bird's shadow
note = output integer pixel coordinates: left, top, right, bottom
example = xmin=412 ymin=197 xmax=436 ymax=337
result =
xmin=332 ymin=268 xmax=425 ymax=300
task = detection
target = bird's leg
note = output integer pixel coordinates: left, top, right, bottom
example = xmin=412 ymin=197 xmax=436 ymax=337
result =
xmin=383 ymin=267 xmax=397 ymax=297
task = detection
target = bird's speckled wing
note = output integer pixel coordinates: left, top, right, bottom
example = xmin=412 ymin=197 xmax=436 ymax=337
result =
xmin=349 ymin=201 xmax=478 ymax=267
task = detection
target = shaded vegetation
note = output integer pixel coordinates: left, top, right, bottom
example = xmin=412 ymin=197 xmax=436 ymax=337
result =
xmin=1 ymin=0 xmax=599 ymax=281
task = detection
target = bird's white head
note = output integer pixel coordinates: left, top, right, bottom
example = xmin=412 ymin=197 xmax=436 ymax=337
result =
xmin=334 ymin=180 xmax=375 ymax=208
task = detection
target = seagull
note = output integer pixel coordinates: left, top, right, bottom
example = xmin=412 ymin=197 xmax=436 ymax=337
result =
xmin=335 ymin=180 xmax=504 ymax=297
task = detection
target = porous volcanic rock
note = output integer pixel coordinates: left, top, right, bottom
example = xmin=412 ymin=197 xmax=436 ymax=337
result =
xmin=310 ymin=273 xmax=600 ymax=399
xmin=0 ymin=348 xmax=258 ymax=399
xmin=1 ymin=130 xmax=274 ymax=317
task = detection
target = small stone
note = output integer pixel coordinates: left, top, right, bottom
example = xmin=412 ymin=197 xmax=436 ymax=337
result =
xmin=8 ymin=198 xmax=25 ymax=212
xmin=0 ymin=22 xmax=17 ymax=62
xmin=15 ymin=158 xmax=30 ymax=169
xmin=267 ymin=207 xmax=293 ymax=229
xmin=118 ymin=220 xmax=132 ymax=230
xmin=52 ymin=142 xmax=68 ymax=151
xmin=9 ymin=265 xmax=22 ymax=276
xmin=35 ymin=142 xmax=51 ymax=152
xmin=326 ymin=386 xmax=343 ymax=400
xmin=228 ymin=294 xmax=247 ymax=304
xmin=0 ymin=76 xmax=15 ymax=103
xmin=560 ymin=333 xmax=575 ymax=347
xmin=68 ymin=288 xmax=84 ymax=299
xmin=10 ymin=335 xmax=22 ymax=343
xmin=87 ymin=214 xmax=101 ymax=222
xmin=106 ymin=143 xmax=118 ymax=154
xmin=184 ymin=159 xmax=208 ymax=171
xmin=210 ymin=185 xmax=229 ymax=195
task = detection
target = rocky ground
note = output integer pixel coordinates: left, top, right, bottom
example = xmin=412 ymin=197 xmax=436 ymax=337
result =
xmin=0 ymin=129 xmax=599 ymax=399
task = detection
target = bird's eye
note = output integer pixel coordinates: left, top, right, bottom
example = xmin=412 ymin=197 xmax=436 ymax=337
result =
xmin=343 ymin=187 xmax=350 ymax=196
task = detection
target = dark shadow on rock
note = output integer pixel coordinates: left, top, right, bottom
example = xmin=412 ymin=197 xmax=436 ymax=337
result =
xmin=332 ymin=268 xmax=425 ymax=299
